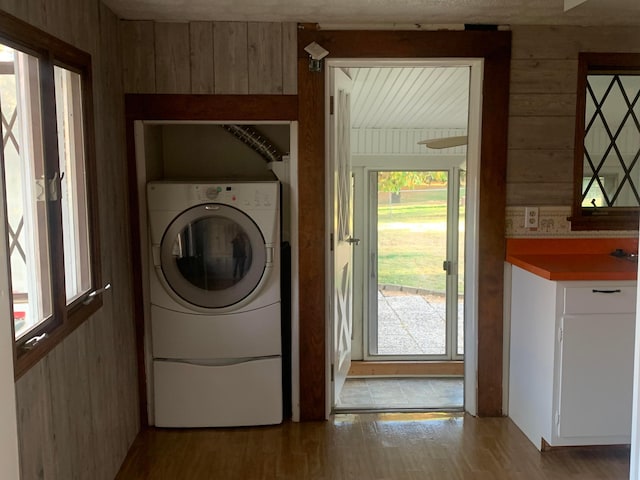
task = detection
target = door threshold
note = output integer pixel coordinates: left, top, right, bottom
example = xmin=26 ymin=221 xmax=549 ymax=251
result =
xmin=349 ymin=361 xmax=463 ymax=377
xmin=333 ymin=406 xmax=464 ymax=414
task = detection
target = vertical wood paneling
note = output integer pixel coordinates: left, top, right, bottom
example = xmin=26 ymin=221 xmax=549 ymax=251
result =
xmin=96 ymin=3 xmax=140 ymax=471
xmin=25 ymin=0 xmax=46 ymax=32
xmin=248 ymin=22 xmax=283 ymax=94
xmin=45 ymin=344 xmax=72 ymax=478
xmin=45 ymin=0 xmax=73 ymax=44
xmin=213 ymin=21 xmax=249 ymax=94
xmin=189 ymin=21 xmax=214 ymax=94
xmin=155 ymin=22 xmax=190 ymax=94
xmin=15 ymin=361 xmax=54 ymax=480
xmin=282 ymin=22 xmax=297 ymax=94
xmin=0 ymin=0 xmax=29 ymax=27
xmin=45 ymin=0 xmax=100 ymax=52
xmin=10 ymin=2 xmax=140 ymax=480
xmin=120 ymin=20 xmax=156 ymax=93
xmin=119 ymin=19 xmax=297 ymax=95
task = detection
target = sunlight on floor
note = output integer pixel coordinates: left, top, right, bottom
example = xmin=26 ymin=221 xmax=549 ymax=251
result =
xmin=336 ymin=377 xmax=463 ymax=411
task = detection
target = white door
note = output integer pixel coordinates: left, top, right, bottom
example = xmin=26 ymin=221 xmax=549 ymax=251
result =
xmin=331 ymin=68 xmax=355 ymax=406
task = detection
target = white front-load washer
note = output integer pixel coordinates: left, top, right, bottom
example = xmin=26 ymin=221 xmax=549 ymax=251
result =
xmin=147 ymin=181 xmax=282 ymax=427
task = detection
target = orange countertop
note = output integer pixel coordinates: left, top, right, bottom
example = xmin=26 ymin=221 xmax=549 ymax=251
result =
xmin=506 ymin=238 xmax=638 ymax=281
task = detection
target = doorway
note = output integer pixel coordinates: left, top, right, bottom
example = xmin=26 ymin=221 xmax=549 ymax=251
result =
xmin=367 ymin=168 xmax=464 ymax=361
xmin=328 ymin=61 xmax=480 ymax=413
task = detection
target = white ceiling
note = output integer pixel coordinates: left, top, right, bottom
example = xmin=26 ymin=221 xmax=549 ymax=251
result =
xmin=103 ymin=0 xmax=640 ymax=25
xmin=350 ymin=67 xmax=469 ymax=130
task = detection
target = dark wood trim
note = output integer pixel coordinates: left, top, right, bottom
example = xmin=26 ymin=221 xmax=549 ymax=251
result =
xmin=297 ymin=29 xmax=510 ymax=59
xmin=476 ymin=46 xmax=511 ymax=416
xmin=571 ymin=52 xmax=640 ymax=232
xmin=0 ymin=9 xmax=104 ymax=380
xmin=15 ymin=82 xmax=104 ymax=378
xmin=125 ymin=113 xmax=148 ymax=428
xmin=297 ymin=57 xmax=326 ymax=421
xmin=0 ymin=9 xmax=91 ymax=68
xmin=297 ymin=27 xmax=511 ymax=419
xmin=125 ymin=93 xmax=299 ymax=426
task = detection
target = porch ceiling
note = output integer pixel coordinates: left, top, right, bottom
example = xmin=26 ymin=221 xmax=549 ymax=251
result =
xmin=350 ymin=67 xmax=469 ymax=130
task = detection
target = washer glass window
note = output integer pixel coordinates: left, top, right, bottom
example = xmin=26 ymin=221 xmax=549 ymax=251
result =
xmin=160 ymin=204 xmax=266 ymax=308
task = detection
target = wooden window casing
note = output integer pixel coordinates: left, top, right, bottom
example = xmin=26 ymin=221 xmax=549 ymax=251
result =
xmin=570 ymin=52 xmax=640 ymax=231
xmin=0 ymin=10 xmax=101 ymax=378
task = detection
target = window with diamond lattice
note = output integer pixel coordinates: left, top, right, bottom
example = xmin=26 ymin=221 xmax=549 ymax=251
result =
xmin=582 ymin=74 xmax=640 ymax=208
xmin=571 ymin=53 xmax=640 ymax=230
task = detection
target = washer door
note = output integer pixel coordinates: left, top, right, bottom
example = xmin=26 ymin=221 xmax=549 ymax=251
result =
xmin=160 ymin=203 xmax=267 ymax=309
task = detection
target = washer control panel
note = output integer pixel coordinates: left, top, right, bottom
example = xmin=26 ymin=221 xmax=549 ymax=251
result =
xmin=195 ymin=183 xmax=276 ymax=208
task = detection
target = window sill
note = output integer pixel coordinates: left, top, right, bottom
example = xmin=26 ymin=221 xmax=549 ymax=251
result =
xmin=569 ymin=213 xmax=640 ymax=232
xmin=14 ymin=298 xmax=102 ymax=380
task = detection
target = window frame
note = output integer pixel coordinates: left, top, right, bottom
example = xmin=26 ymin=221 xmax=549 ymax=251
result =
xmin=0 ymin=11 xmax=102 ymax=378
xmin=570 ymin=52 xmax=640 ymax=231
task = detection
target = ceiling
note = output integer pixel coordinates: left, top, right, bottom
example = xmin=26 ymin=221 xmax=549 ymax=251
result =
xmin=102 ymin=0 xmax=640 ymax=25
xmin=350 ymin=67 xmax=469 ymax=130
xmin=102 ymin=0 xmax=637 ymax=137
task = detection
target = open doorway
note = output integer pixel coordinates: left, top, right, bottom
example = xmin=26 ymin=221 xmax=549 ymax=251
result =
xmin=328 ymin=62 xmax=480 ymax=412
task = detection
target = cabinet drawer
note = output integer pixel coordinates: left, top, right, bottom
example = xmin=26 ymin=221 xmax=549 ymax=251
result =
xmin=564 ymin=286 xmax=637 ymax=314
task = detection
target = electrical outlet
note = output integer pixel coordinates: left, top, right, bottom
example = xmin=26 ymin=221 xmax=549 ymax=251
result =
xmin=524 ymin=207 xmax=539 ymax=228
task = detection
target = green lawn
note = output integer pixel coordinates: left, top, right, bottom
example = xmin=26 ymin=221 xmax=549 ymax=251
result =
xmin=376 ymin=190 xmax=464 ymax=294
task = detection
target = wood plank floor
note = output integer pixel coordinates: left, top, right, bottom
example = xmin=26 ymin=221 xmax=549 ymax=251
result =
xmin=116 ymin=413 xmax=630 ymax=480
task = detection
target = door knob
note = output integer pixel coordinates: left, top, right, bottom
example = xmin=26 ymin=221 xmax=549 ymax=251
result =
xmin=346 ymin=237 xmax=361 ymax=245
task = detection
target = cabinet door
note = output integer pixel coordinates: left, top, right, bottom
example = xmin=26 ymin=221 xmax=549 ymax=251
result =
xmin=558 ymin=313 xmax=635 ymax=439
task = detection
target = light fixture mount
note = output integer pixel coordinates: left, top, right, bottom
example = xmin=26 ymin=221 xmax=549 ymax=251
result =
xmin=304 ymin=41 xmax=329 ymax=72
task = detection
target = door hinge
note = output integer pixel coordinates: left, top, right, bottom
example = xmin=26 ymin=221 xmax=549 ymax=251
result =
xmin=330 ymin=232 xmax=334 ymax=251
xmin=330 ymin=95 xmax=334 ymax=115
xmin=555 ymin=411 xmax=561 ymax=432
xmin=330 ymin=364 xmax=335 ymax=381
xmin=558 ymin=326 xmax=563 ymax=343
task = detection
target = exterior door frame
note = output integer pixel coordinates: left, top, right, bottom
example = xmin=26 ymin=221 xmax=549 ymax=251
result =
xmin=297 ymin=27 xmax=511 ymax=420
xmin=365 ymin=166 xmax=464 ymax=362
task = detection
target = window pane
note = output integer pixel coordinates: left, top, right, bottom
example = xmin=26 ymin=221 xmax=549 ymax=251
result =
xmin=583 ymin=73 xmax=640 ymax=207
xmin=0 ymin=45 xmax=53 ymax=339
xmin=54 ymin=66 xmax=91 ymax=304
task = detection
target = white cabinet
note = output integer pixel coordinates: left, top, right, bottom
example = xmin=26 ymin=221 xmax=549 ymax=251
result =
xmin=508 ymin=266 xmax=636 ymax=450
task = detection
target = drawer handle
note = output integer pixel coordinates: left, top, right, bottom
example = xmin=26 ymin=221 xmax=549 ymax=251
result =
xmin=592 ymin=289 xmax=622 ymax=294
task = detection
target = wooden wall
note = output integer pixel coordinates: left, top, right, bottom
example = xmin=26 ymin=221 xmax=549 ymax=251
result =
xmin=0 ymin=1 xmax=139 ymax=479
xmin=118 ymin=20 xmax=640 ymax=420
xmin=507 ymin=25 xmax=640 ymax=207
xmin=120 ymin=20 xmax=297 ymax=95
